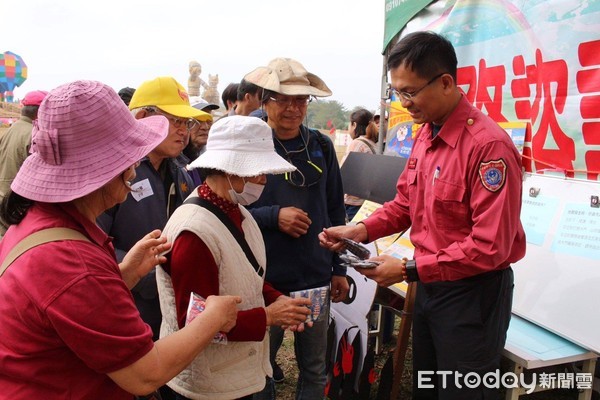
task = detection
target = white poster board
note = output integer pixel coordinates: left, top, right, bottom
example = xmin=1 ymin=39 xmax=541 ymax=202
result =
xmin=512 ymin=173 xmax=600 ymax=353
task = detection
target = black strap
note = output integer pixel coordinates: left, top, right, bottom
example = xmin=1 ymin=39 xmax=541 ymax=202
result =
xmin=311 ymin=128 xmax=330 ymax=159
xmin=183 ymin=197 xmax=264 ymax=277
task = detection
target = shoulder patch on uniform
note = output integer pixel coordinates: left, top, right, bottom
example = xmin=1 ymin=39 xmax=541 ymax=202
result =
xmin=478 ymin=159 xmax=506 ymax=192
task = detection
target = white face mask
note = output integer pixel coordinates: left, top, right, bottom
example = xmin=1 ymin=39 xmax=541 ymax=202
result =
xmin=227 ymin=176 xmax=265 ymax=205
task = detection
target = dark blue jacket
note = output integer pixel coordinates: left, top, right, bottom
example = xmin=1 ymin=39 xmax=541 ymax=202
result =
xmin=97 ymin=155 xmax=194 ymax=339
xmin=249 ymin=126 xmax=346 ymax=294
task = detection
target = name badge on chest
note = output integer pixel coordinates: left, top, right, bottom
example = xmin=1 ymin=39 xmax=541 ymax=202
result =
xmin=408 ymin=158 xmax=418 ymax=170
xmin=130 ymin=178 xmax=154 ymax=202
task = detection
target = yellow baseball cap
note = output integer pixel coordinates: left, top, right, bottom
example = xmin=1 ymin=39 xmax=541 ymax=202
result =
xmin=129 ymin=76 xmax=212 ymax=121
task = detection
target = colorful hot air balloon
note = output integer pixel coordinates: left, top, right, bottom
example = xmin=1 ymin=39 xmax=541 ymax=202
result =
xmin=0 ymin=51 xmax=28 ymax=102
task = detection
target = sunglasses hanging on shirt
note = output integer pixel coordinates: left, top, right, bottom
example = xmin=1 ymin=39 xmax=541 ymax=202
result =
xmin=274 ymin=131 xmax=323 ymax=188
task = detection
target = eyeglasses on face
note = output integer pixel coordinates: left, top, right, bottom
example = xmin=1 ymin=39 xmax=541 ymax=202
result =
xmin=144 ymin=107 xmax=198 ymax=131
xmin=391 ymin=72 xmax=445 ymax=102
xmin=268 ymin=96 xmax=312 ymax=108
xmin=187 ymin=119 xmax=211 ymax=133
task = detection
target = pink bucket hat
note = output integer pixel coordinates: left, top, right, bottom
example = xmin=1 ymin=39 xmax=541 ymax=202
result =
xmin=11 ymin=80 xmax=169 ymax=202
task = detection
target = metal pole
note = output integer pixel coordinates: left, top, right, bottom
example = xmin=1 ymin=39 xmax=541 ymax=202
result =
xmin=377 ymin=52 xmax=389 ymax=154
xmin=390 ymin=281 xmax=417 ymax=400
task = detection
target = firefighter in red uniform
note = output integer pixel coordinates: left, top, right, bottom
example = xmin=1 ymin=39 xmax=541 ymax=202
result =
xmin=320 ymin=31 xmax=526 ymax=400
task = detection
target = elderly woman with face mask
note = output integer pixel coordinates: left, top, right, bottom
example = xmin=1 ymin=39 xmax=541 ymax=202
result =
xmin=0 ymin=81 xmax=240 ymax=399
xmin=156 ymin=115 xmax=313 ymax=400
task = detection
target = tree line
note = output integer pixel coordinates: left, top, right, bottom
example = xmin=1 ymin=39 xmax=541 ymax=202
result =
xmin=306 ymin=100 xmax=375 ymax=131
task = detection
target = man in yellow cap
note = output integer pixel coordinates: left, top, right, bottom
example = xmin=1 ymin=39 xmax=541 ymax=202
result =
xmin=98 ymin=76 xmax=211 ymax=400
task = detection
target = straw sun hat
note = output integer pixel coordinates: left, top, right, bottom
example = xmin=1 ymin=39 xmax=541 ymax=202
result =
xmin=11 ymin=80 xmax=169 ymax=203
xmin=244 ymin=58 xmax=332 ymax=97
xmin=189 ymin=115 xmax=295 ymax=177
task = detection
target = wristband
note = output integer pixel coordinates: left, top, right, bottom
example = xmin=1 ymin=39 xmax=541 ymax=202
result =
xmin=405 ymin=259 xmax=419 ymax=282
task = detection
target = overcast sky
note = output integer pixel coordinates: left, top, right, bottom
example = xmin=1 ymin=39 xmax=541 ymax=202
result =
xmin=1 ymin=0 xmax=386 ymax=111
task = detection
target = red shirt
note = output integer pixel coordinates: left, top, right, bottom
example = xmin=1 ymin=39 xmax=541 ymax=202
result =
xmin=163 ymin=184 xmax=282 ymax=341
xmin=0 ymin=203 xmax=153 ymax=399
xmin=363 ymin=95 xmax=526 ymax=282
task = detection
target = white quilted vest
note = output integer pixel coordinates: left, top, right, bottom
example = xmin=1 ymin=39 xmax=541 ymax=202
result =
xmin=156 ymin=194 xmax=271 ymax=400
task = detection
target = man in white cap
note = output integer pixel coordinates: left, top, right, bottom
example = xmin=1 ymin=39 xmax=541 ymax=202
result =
xmin=244 ymin=58 xmax=349 ymax=399
xmin=0 ymin=90 xmax=48 ymax=236
xmin=97 ymin=76 xmax=211 ymax=400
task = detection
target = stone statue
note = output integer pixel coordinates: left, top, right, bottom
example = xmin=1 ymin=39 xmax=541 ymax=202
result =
xmin=201 ymin=74 xmax=220 ymax=106
xmin=188 ymin=60 xmax=208 ymax=97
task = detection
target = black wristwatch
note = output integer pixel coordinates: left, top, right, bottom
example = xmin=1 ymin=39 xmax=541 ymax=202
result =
xmin=405 ymin=259 xmax=419 ymax=282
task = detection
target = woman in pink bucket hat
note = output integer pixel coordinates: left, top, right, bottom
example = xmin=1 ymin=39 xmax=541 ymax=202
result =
xmin=0 ymin=80 xmax=240 ymax=399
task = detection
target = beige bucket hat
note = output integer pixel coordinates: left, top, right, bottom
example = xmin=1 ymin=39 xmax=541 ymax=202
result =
xmin=243 ymin=57 xmax=332 ymax=97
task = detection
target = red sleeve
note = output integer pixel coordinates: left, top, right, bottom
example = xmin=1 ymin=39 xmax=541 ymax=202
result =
xmin=170 ymin=230 xmax=219 ymax=329
xmin=227 ymin=308 xmax=268 ymax=341
xmin=263 ymin=281 xmax=283 ymax=305
xmin=47 ymin=274 xmax=154 ymax=374
xmin=227 ymin=282 xmax=282 ymax=341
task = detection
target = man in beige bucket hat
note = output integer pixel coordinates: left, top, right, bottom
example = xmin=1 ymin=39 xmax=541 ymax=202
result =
xmin=245 ymin=58 xmax=349 ymax=399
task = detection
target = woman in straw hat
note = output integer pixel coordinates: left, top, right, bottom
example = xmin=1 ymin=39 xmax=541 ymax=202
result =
xmin=0 ymin=80 xmax=240 ymax=399
xmin=156 ymin=115 xmax=313 ymax=400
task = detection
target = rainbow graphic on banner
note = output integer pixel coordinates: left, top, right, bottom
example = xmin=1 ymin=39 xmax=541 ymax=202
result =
xmin=387 ymin=0 xmax=600 ymax=179
xmin=424 ymin=0 xmax=536 ymax=46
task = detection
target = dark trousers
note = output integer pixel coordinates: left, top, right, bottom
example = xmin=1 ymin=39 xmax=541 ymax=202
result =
xmin=135 ymin=385 xmax=174 ymax=400
xmin=176 ymin=393 xmax=254 ymax=400
xmin=412 ymin=268 xmax=514 ymax=400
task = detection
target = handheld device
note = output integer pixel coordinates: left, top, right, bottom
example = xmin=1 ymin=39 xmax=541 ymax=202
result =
xmin=340 ymin=254 xmax=380 ymax=269
xmin=348 ymin=260 xmax=380 ymax=269
xmin=341 ymin=238 xmax=371 ymax=260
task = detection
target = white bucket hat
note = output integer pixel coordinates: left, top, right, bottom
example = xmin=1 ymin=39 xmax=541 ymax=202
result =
xmin=243 ymin=58 xmax=332 ymax=97
xmin=189 ymin=115 xmax=296 ymax=177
